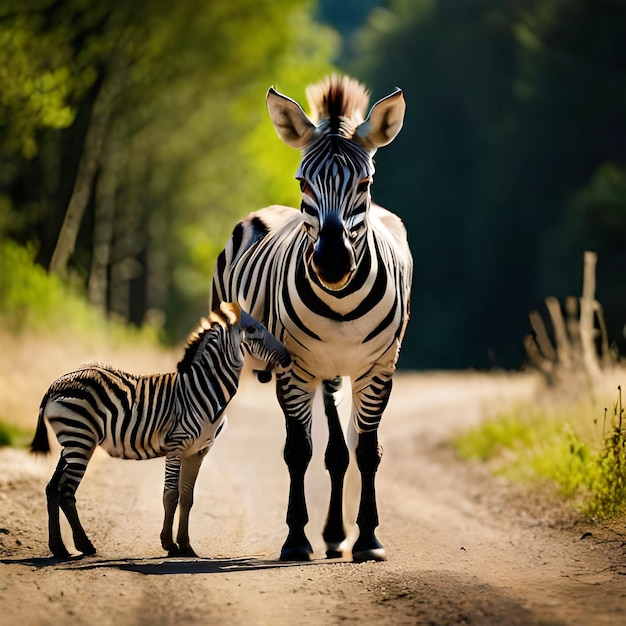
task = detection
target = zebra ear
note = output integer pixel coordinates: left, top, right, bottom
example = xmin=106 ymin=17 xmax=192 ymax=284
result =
xmin=354 ymin=88 xmax=405 ymax=150
xmin=267 ymin=87 xmax=316 ymax=149
xmin=219 ymin=302 xmax=241 ymax=326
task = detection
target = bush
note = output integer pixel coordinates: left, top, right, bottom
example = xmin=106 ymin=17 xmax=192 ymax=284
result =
xmin=0 ymin=239 xmax=95 ymax=333
xmin=0 ymin=239 xmax=163 ymax=345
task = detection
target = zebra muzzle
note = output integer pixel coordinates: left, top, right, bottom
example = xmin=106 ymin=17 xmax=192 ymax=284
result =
xmin=310 ymin=214 xmax=356 ymax=290
xmin=254 ymin=349 xmax=290 ymax=383
xmin=253 ymin=368 xmax=273 ymax=384
xmin=254 ymin=338 xmax=291 ymax=382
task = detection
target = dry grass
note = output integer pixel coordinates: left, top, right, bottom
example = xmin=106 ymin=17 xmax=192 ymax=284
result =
xmin=0 ymin=326 xmax=179 ymax=432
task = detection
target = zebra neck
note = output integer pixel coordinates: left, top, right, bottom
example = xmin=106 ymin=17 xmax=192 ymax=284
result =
xmin=176 ymin=341 xmax=244 ymax=418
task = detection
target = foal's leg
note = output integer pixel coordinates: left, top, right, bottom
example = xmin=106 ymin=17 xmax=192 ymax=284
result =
xmin=46 ymin=459 xmax=71 ymax=559
xmin=175 ymin=447 xmax=210 ymax=557
xmin=161 ymin=456 xmax=181 ymax=556
xmin=321 ymin=376 xmax=350 ymax=558
xmin=47 ymin=447 xmax=96 ymax=558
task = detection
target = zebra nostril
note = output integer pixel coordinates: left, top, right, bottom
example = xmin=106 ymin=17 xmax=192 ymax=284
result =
xmin=254 ymin=369 xmax=273 ymax=383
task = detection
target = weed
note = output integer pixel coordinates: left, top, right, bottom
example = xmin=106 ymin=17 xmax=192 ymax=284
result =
xmin=453 ymin=387 xmax=626 ymax=519
xmin=584 ymin=387 xmax=626 ymax=517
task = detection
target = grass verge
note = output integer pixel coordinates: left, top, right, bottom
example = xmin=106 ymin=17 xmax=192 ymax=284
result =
xmin=453 ymin=386 xmax=626 ymax=518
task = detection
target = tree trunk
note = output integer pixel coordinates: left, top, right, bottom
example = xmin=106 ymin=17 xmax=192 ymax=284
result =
xmin=49 ymin=74 xmax=119 ymax=275
xmin=87 ymin=135 xmax=120 ymax=311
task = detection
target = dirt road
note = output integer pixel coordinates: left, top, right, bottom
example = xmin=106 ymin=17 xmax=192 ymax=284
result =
xmin=1 ymin=371 xmax=626 ymax=625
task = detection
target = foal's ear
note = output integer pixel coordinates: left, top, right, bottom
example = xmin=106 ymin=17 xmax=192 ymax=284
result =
xmin=267 ymin=87 xmax=316 ymax=149
xmin=219 ymin=302 xmax=241 ymax=326
xmin=355 ymin=88 xmax=405 ymax=150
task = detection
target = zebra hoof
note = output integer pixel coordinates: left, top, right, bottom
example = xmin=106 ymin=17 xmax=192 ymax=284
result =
xmin=325 ymin=540 xmax=347 ymax=559
xmin=78 ymin=542 xmax=96 ymax=557
xmin=50 ymin=544 xmax=72 ymax=561
xmin=280 ymin=530 xmax=313 ymax=561
xmin=280 ymin=532 xmax=313 ymax=561
xmin=177 ymin=545 xmax=198 ymax=558
xmin=352 ymin=534 xmax=386 ymax=562
xmin=167 ymin=544 xmax=181 ymax=557
xmin=352 ymin=547 xmax=387 ymax=562
xmin=280 ymin=545 xmax=313 ymax=561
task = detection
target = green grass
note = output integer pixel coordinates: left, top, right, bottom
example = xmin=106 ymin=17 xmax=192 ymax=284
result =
xmin=0 ymin=238 xmax=163 ymax=346
xmin=453 ymin=387 xmax=626 ymax=519
xmin=0 ymin=417 xmax=32 ymax=448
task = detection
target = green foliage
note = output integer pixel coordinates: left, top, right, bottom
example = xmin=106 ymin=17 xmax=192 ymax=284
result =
xmin=347 ymin=0 xmax=626 ymax=369
xmin=0 ymin=238 xmax=91 ymax=331
xmin=584 ymin=390 xmax=626 ymax=517
xmin=0 ymin=238 xmax=162 ymax=344
xmin=0 ymin=0 xmax=337 ymax=342
xmin=454 ymin=409 xmax=559 ymax=462
xmin=0 ymin=417 xmax=31 ymax=448
xmin=454 ymin=388 xmax=626 ymax=518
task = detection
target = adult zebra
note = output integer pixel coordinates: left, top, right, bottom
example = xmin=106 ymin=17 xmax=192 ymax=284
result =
xmin=212 ymin=75 xmax=412 ymax=562
xmin=31 ymin=302 xmax=290 ymax=560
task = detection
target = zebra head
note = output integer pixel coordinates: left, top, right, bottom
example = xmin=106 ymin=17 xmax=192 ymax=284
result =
xmin=213 ymin=302 xmax=291 ymax=369
xmin=266 ymin=75 xmax=405 ymax=291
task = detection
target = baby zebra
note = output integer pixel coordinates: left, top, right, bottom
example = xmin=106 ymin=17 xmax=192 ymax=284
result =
xmin=30 ymin=302 xmax=291 ymax=560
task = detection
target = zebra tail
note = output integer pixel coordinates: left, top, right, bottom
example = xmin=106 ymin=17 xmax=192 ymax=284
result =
xmin=30 ymin=401 xmax=50 ymax=455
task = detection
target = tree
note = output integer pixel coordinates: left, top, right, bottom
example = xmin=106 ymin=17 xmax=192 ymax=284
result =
xmin=0 ymin=0 xmax=337 ymax=339
xmin=347 ymin=0 xmax=626 ymax=369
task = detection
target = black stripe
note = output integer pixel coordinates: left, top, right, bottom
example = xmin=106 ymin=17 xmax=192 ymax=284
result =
xmin=363 ymin=294 xmax=398 ymax=343
xmin=294 ymin=244 xmax=387 ymax=323
xmin=231 ymin=222 xmax=244 ymax=256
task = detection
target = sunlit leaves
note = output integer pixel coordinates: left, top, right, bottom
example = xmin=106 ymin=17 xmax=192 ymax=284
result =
xmin=0 ymin=15 xmax=79 ymax=156
xmin=0 ymin=0 xmax=338 ymax=338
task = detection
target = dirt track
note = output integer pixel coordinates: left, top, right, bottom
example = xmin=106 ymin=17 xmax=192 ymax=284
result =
xmin=2 ymin=370 xmax=626 ymax=625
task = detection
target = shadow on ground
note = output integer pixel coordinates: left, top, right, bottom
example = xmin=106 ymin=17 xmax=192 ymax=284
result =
xmin=0 ymin=554 xmax=340 ymax=575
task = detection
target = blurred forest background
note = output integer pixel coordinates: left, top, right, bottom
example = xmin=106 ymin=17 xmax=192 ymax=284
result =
xmin=0 ymin=0 xmax=624 ymax=371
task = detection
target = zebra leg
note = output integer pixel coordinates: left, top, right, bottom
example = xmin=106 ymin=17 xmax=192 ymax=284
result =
xmin=351 ymin=375 xmax=393 ymax=562
xmin=45 ymin=460 xmax=71 ymax=560
xmin=47 ymin=452 xmax=95 ymax=558
xmin=277 ymin=376 xmax=314 ymax=561
xmin=321 ymin=376 xmax=349 ymax=558
xmin=175 ymin=447 xmax=209 ymax=557
xmin=161 ymin=456 xmax=181 ymax=556
xmin=352 ymin=430 xmax=386 ymax=562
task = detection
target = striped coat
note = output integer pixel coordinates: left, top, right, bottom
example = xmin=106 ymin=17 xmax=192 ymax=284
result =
xmin=31 ymin=302 xmax=290 ymax=559
xmin=213 ymin=76 xmax=412 ymax=562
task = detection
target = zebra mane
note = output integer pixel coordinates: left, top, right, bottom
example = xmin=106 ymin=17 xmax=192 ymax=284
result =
xmin=177 ymin=317 xmax=223 ymax=373
xmin=177 ymin=303 xmax=243 ymax=372
xmin=306 ymin=75 xmax=370 ymax=137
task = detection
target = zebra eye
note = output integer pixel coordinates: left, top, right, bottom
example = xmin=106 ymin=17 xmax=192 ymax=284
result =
xmin=299 ymin=179 xmax=313 ymax=196
xmin=357 ymin=178 xmax=371 ymax=194
xmin=245 ymin=325 xmax=257 ymax=335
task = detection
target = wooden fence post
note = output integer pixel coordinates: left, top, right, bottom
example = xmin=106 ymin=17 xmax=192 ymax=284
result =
xmin=579 ymin=251 xmax=601 ymax=382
